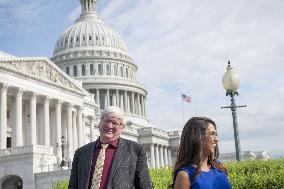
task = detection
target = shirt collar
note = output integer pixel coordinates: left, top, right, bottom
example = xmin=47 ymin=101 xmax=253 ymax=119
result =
xmin=96 ymin=137 xmax=119 ymax=148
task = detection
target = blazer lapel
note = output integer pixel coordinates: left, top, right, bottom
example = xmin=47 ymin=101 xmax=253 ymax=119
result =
xmin=80 ymin=141 xmax=97 ymax=189
xmin=107 ymin=138 xmax=127 ymax=183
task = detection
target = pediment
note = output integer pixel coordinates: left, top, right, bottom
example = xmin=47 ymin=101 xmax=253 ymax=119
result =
xmin=0 ymin=57 xmax=86 ymax=95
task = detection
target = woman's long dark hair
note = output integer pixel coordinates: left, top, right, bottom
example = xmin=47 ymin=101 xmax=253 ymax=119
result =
xmin=169 ymin=117 xmax=228 ymax=188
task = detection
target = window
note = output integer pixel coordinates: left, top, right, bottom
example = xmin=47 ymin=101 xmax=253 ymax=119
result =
xmin=82 ymin=64 xmax=86 ymax=76
xmin=98 ymin=64 xmax=102 ymax=75
xmin=73 ymin=65 xmax=77 ymax=77
xmin=83 ymin=36 xmax=85 ymax=41
xmin=106 ymin=65 xmax=110 ymax=75
xmin=120 ymin=67 xmax=123 ymax=77
xmin=7 ymin=137 xmax=11 ymax=148
xmin=90 ymin=64 xmax=94 ymax=75
xmin=66 ymin=66 xmax=70 ymax=75
xmin=7 ymin=110 xmax=10 ymax=119
xmin=114 ymin=65 xmax=117 ymax=76
xmin=126 ymin=68 xmax=128 ymax=78
xmin=89 ymin=36 xmax=92 ymax=41
xmin=76 ymin=36 xmax=79 ymax=42
xmin=102 ymin=36 xmax=105 ymax=44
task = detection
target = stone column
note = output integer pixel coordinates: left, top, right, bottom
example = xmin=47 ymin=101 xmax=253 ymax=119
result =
xmin=164 ymin=146 xmax=168 ymax=166
xmin=120 ymin=93 xmax=124 ymax=109
xmin=124 ymin=90 xmax=127 ymax=113
xmin=0 ymin=84 xmax=8 ymax=149
xmin=30 ymin=92 xmax=37 ymax=145
xmin=67 ymin=104 xmax=73 ymax=161
xmin=38 ymin=106 xmax=44 ymax=145
xmin=128 ymin=96 xmax=131 ymax=115
xmin=143 ymin=96 xmax=147 ymax=116
xmin=90 ymin=117 xmax=95 ymax=142
xmin=168 ymin=148 xmax=172 ymax=166
xmin=72 ymin=111 xmax=78 ymax=151
xmin=55 ymin=100 xmax=62 ymax=163
xmin=131 ymin=92 xmax=135 ymax=114
xmin=43 ymin=97 xmax=50 ymax=146
xmin=160 ymin=145 xmax=164 ymax=167
xmin=50 ymin=109 xmax=56 ymax=152
xmin=116 ymin=90 xmax=119 ymax=107
xmin=106 ymin=89 xmax=110 ymax=107
xmin=150 ymin=144 xmax=155 ymax=168
xmin=155 ymin=144 xmax=160 ymax=168
xmin=76 ymin=107 xmax=83 ymax=147
xmin=15 ymin=88 xmax=24 ymax=146
xmin=137 ymin=94 xmax=141 ymax=116
xmin=96 ymin=89 xmax=100 ymax=109
xmin=141 ymin=95 xmax=145 ymax=117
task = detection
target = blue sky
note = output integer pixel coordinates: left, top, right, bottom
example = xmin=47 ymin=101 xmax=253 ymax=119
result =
xmin=0 ymin=0 xmax=283 ymax=155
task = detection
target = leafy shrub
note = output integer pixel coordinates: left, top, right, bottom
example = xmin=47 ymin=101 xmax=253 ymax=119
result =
xmin=49 ymin=180 xmax=68 ymax=189
xmin=50 ymin=159 xmax=284 ymax=189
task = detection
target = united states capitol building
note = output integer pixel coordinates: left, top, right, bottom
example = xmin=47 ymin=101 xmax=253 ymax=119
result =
xmin=0 ymin=0 xmax=180 ymax=188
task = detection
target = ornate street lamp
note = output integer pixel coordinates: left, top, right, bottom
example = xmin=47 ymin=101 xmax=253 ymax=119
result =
xmin=221 ymin=61 xmax=246 ymax=161
xmin=57 ymin=136 xmax=68 ymax=169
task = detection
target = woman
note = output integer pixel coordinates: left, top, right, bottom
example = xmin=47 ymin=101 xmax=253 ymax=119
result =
xmin=171 ymin=117 xmax=232 ymax=189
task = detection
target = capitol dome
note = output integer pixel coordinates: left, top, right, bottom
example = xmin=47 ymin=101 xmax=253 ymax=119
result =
xmin=51 ymin=0 xmax=149 ymax=127
xmin=52 ymin=0 xmax=127 ymax=59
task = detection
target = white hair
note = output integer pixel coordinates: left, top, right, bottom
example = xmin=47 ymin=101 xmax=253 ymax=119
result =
xmin=101 ymin=106 xmax=125 ymax=124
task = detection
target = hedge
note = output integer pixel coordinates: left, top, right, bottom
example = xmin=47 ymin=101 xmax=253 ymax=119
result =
xmin=50 ymin=159 xmax=284 ymax=189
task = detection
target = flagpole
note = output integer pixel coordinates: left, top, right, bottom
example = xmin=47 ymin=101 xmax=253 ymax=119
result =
xmin=181 ymin=94 xmax=185 ymax=125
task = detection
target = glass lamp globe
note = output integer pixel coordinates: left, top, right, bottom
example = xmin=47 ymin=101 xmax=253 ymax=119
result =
xmin=222 ymin=61 xmax=240 ymax=92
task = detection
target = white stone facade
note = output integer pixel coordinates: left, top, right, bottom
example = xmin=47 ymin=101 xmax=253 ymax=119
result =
xmin=0 ymin=0 xmax=180 ymax=188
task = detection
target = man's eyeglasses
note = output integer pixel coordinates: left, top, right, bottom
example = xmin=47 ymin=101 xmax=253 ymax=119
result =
xmin=102 ymin=118 xmax=122 ymax=127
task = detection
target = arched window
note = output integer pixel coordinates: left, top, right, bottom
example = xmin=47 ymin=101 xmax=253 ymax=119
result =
xmin=70 ymin=37 xmax=73 ymax=47
xmin=65 ymin=39 xmax=68 ymax=48
xmin=82 ymin=64 xmax=86 ymax=76
xmin=66 ymin=66 xmax=69 ymax=75
xmin=106 ymin=64 xmax=110 ymax=75
xmin=90 ymin=64 xmax=94 ymax=75
xmin=114 ymin=65 xmax=117 ymax=76
xmin=98 ymin=64 xmax=102 ymax=75
xmin=73 ymin=65 xmax=77 ymax=77
xmin=76 ymin=36 xmax=80 ymax=46
xmin=120 ymin=67 xmax=123 ymax=77
xmin=126 ymin=68 xmax=128 ymax=78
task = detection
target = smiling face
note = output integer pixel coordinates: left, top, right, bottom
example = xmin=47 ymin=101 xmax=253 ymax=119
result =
xmin=203 ymin=123 xmax=218 ymax=157
xmin=99 ymin=115 xmax=124 ymax=143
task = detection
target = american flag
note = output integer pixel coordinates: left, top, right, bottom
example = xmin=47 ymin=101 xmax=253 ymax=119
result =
xmin=181 ymin=94 xmax=191 ymax=103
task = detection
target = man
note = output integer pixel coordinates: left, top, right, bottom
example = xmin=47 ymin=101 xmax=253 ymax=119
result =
xmin=68 ymin=106 xmax=152 ymax=189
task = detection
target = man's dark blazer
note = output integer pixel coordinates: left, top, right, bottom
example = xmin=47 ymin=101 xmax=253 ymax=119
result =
xmin=68 ymin=138 xmax=152 ymax=189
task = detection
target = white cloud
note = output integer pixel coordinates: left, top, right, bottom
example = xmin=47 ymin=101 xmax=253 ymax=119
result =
xmin=99 ymin=0 xmax=284 ymax=153
xmin=0 ymin=0 xmax=64 ymax=34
